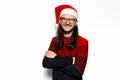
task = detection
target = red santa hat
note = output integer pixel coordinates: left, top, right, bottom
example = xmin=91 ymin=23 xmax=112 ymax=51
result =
xmin=55 ymin=4 xmax=78 ymax=24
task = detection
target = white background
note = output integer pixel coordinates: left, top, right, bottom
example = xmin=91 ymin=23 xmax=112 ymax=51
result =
xmin=0 ymin=0 xmax=120 ymax=80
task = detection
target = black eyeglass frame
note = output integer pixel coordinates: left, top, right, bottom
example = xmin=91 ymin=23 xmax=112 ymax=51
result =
xmin=60 ymin=17 xmax=77 ymax=23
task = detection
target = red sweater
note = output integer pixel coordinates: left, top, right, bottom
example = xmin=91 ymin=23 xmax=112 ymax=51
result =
xmin=48 ymin=35 xmax=88 ymax=74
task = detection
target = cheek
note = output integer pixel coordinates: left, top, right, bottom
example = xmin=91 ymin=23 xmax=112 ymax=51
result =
xmin=59 ymin=22 xmax=65 ymax=27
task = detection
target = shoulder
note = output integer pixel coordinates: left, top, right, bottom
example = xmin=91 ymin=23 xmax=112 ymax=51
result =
xmin=50 ymin=36 xmax=57 ymax=43
xmin=51 ymin=36 xmax=56 ymax=41
xmin=77 ymin=35 xmax=88 ymax=46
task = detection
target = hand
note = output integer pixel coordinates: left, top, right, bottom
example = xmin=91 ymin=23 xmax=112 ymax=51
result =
xmin=72 ymin=57 xmax=75 ymax=64
xmin=45 ymin=50 xmax=57 ymax=58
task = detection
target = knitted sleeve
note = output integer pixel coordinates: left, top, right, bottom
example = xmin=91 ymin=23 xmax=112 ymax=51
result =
xmin=42 ymin=37 xmax=56 ymax=68
xmin=74 ymin=41 xmax=88 ymax=74
xmin=60 ymin=40 xmax=88 ymax=78
xmin=42 ymin=55 xmax=73 ymax=68
xmin=43 ymin=37 xmax=73 ymax=68
xmin=48 ymin=37 xmax=56 ymax=52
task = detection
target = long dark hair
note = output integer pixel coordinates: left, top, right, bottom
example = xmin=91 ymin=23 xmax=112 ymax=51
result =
xmin=54 ymin=24 xmax=78 ymax=51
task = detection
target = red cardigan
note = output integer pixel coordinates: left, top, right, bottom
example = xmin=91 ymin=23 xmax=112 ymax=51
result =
xmin=48 ymin=35 xmax=88 ymax=74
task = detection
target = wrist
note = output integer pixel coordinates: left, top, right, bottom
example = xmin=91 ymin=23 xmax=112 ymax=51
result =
xmin=72 ymin=57 xmax=75 ymax=64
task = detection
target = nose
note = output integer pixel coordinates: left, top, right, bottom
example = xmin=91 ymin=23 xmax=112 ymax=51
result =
xmin=66 ymin=20 xmax=70 ymax=24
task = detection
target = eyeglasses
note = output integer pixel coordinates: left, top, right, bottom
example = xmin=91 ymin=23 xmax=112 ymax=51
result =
xmin=60 ymin=17 xmax=77 ymax=23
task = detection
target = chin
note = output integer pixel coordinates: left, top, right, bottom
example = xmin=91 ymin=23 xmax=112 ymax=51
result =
xmin=63 ymin=28 xmax=72 ymax=31
xmin=64 ymin=29 xmax=71 ymax=32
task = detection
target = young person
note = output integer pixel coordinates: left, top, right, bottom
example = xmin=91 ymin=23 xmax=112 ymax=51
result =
xmin=42 ymin=4 xmax=88 ymax=80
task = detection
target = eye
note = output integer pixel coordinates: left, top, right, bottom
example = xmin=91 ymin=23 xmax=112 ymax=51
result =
xmin=60 ymin=17 xmax=66 ymax=22
xmin=60 ymin=17 xmax=77 ymax=23
xmin=70 ymin=19 xmax=76 ymax=21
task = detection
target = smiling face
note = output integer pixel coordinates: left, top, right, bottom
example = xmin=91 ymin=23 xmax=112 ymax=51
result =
xmin=59 ymin=14 xmax=78 ymax=33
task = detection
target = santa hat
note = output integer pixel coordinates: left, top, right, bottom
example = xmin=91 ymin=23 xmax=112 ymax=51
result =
xmin=55 ymin=4 xmax=78 ymax=24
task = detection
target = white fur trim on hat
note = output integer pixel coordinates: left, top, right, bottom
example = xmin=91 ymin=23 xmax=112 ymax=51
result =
xmin=60 ymin=8 xmax=78 ymax=19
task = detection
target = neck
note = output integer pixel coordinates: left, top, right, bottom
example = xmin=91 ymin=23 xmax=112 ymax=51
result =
xmin=64 ymin=31 xmax=73 ymax=37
